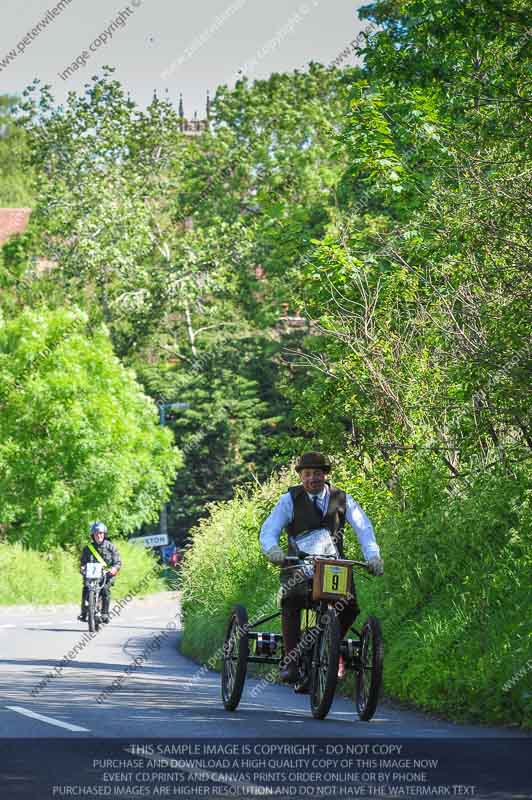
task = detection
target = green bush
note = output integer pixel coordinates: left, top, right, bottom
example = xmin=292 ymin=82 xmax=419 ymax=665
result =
xmin=179 ymin=477 xmax=283 ymax=668
xmin=180 ymin=462 xmax=532 ymax=728
xmin=0 ymin=539 xmax=167 ymax=605
xmin=361 ymin=461 xmax=532 ymax=727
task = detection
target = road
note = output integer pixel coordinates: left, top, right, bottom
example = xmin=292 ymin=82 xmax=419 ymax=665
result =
xmin=0 ymin=591 xmax=530 ymax=799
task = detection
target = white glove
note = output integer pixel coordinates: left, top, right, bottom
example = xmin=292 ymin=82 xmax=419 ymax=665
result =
xmin=265 ymin=544 xmax=285 ymax=565
xmin=368 ymin=556 xmax=384 ymax=576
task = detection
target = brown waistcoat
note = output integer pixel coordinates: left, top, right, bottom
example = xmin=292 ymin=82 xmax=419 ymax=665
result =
xmin=286 ymin=483 xmax=347 ymax=558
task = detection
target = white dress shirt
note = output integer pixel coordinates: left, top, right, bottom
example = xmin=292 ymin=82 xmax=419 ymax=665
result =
xmin=259 ymin=484 xmax=380 ymax=561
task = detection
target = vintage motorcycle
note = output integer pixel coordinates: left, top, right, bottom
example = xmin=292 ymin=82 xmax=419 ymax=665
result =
xmin=81 ymin=562 xmax=112 ymax=633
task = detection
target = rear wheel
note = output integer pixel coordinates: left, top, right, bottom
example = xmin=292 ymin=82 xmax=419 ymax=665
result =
xmin=310 ymin=608 xmax=340 ymax=719
xmin=221 ymin=605 xmax=249 ymax=711
xmin=355 ymin=615 xmax=383 ymax=721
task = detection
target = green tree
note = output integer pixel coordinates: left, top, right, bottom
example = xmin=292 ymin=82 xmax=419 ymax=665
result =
xmin=0 ymin=95 xmax=34 ymax=206
xmin=134 ymin=331 xmax=287 ymax=538
xmin=12 ymin=72 xmax=187 ymax=354
xmin=281 ymin=0 xmax=531 ymax=483
xmin=0 ymin=306 xmax=180 ymax=548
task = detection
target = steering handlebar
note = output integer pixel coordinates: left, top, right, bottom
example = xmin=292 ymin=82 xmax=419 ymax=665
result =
xmin=282 ymin=554 xmax=370 ymax=572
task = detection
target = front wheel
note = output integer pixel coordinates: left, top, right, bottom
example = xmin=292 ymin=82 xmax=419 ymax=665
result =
xmin=221 ymin=605 xmax=249 ymax=711
xmin=87 ymin=589 xmax=99 ymax=633
xmin=355 ymin=615 xmax=383 ymax=721
xmin=310 ymin=608 xmax=341 ymax=719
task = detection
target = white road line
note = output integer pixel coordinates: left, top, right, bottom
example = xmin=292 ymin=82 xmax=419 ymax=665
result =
xmin=6 ymin=706 xmax=90 ymax=732
xmin=179 ymin=717 xmax=243 ymax=722
xmin=2 ymin=620 xmax=73 ymax=627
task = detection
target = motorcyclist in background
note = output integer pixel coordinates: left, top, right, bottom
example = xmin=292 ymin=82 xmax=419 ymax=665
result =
xmin=78 ymin=522 xmax=121 ymax=624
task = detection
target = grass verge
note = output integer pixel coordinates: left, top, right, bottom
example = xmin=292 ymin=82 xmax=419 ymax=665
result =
xmin=0 ymin=539 xmax=167 ymax=605
xmin=179 ymin=462 xmax=532 ymax=728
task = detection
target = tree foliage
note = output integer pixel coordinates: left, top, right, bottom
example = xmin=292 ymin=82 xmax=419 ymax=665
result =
xmin=284 ymin=0 xmax=531 ymax=487
xmin=6 ymin=66 xmax=356 ymax=537
xmin=0 ymin=95 xmax=34 ymax=206
xmin=1 ymin=0 xmax=529 ymax=555
xmin=0 ymin=307 xmax=180 ymax=548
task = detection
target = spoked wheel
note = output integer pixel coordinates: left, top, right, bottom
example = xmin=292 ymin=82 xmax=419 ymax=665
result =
xmin=97 ymin=592 xmax=104 ymax=628
xmin=221 ymin=605 xmax=249 ymax=711
xmin=310 ymin=608 xmax=341 ymax=719
xmin=88 ymin=590 xmax=99 ymax=633
xmin=355 ymin=615 xmax=383 ymax=721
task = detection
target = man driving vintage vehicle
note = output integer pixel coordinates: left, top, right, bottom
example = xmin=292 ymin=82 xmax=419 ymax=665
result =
xmin=260 ymin=452 xmax=383 ymax=683
xmin=78 ymin=522 xmax=121 ymax=624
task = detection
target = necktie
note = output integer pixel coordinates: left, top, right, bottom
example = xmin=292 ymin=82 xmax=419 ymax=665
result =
xmin=312 ymin=495 xmax=322 ymax=520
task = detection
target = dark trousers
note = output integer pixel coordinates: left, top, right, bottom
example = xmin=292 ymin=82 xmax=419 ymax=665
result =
xmin=81 ymin=578 xmax=114 ymax=615
xmin=281 ymin=579 xmax=359 ymax=665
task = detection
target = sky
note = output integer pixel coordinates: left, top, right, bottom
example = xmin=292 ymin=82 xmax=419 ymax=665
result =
xmin=0 ymin=0 xmax=368 ymax=116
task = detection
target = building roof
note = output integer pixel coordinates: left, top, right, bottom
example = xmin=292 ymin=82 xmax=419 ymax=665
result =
xmin=0 ymin=208 xmax=31 ymax=246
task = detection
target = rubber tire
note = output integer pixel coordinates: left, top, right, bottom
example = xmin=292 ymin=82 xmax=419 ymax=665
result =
xmin=96 ymin=590 xmax=103 ymax=630
xmin=88 ymin=590 xmax=97 ymax=633
xmin=310 ymin=608 xmax=341 ymax=720
xmin=355 ymin=615 xmax=383 ymax=721
xmin=221 ymin=605 xmax=249 ymax=711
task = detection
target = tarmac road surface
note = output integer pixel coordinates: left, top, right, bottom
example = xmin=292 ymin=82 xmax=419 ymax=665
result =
xmin=0 ymin=592 xmax=529 ymax=799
